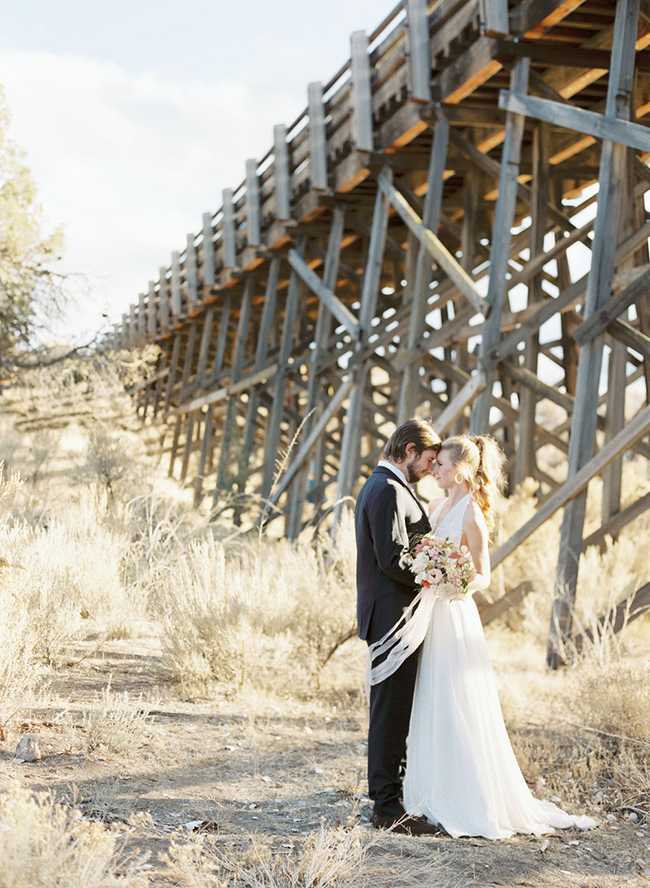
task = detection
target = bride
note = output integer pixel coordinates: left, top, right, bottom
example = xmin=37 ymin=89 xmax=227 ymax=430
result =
xmin=401 ymin=434 xmax=597 ymax=839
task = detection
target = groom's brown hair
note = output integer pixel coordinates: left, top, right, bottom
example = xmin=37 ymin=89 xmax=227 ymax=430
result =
xmin=383 ymin=419 xmax=440 ymax=462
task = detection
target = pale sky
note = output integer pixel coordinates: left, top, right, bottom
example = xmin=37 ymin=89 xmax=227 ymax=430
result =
xmin=0 ymin=0 xmax=394 ymax=342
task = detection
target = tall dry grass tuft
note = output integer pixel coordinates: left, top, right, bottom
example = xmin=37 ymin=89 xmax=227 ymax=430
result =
xmin=204 ymin=823 xmax=368 ymax=888
xmin=81 ymin=684 xmax=152 ymax=755
xmin=153 ymin=516 xmax=358 ymax=695
xmin=0 ymin=784 xmax=144 ymax=888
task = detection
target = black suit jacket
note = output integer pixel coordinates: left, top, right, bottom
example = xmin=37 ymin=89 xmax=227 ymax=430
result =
xmin=355 ymin=466 xmax=431 ymax=641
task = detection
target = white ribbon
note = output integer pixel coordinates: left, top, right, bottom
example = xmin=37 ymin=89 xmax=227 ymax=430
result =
xmin=365 ymin=587 xmax=438 ymax=699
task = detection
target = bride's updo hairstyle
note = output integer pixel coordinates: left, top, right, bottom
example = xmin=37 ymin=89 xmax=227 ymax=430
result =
xmin=440 ymin=434 xmax=506 ymax=531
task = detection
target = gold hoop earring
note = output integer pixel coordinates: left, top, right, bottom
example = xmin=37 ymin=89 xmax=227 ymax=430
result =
xmin=454 ymin=473 xmax=464 ymax=485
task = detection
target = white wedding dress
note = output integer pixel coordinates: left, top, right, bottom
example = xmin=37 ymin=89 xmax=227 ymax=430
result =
xmin=403 ymin=493 xmax=597 ymax=839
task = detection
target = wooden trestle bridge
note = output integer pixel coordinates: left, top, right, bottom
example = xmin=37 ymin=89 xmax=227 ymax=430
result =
xmin=112 ymin=0 xmax=650 ymax=663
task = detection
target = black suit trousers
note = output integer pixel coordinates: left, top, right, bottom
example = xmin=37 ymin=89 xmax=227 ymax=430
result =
xmin=366 ymin=599 xmax=421 ymax=817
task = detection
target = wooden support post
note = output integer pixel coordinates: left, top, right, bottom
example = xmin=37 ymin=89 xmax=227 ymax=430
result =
xmin=222 ymin=188 xmax=237 ymax=269
xmin=164 ymin=332 xmax=182 ymax=410
xmin=397 ymin=113 xmax=450 ymax=423
xmin=179 ymin=322 xmax=198 ymax=403
xmin=287 ymin=206 xmax=346 ymax=539
xmin=146 ymin=282 xmax=157 ymax=338
xmin=209 ymin=291 xmax=232 ymax=383
xmin=350 ymin=31 xmax=373 ymax=152
xmin=516 ymin=120 xmax=549 ymax=486
xmin=246 ymin=159 xmax=261 ymax=247
xmin=186 ymin=233 xmax=198 ymax=305
xmin=215 ymin=276 xmax=255 ymax=498
xmin=171 ymin=251 xmax=182 ymax=316
xmin=480 ymin=0 xmax=509 ymax=35
xmin=159 ymin=267 xmax=170 ymax=331
xmin=261 ymin=241 xmax=306 ymax=503
xmin=202 ymin=213 xmax=215 ymax=286
xmin=241 ymin=258 xmax=280 ymax=474
xmin=274 ymin=125 xmax=291 ymax=221
xmin=602 ymin=149 xmax=637 ymax=526
xmin=129 ymin=304 xmax=137 ymax=347
xmin=548 ymin=0 xmax=640 ymax=669
xmin=168 ymin=416 xmax=183 ymax=478
xmin=335 ymin=178 xmax=390 ymax=522
xmin=193 ymin=405 xmax=215 ymax=507
xmin=138 ymin=293 xmax=146 ymax=337
xmin=308 ymin=83 xmax=328 ymax=191
xmin=471 ymin=56 xmax=530 ymax=433
xmin=195 ymin=306 xmax=215 ymax=384
xmin=180 ymin=413 xmax=196 ymax=482
xmin=406 ymin=0 xmax=432 ymax=103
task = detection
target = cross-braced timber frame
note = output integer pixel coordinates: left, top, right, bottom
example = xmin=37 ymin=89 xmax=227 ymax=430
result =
xmin=111 ymin=0 xmax=650 ymax=665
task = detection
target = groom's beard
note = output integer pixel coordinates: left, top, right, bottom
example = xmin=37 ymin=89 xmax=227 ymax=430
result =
xmin=405 ymin=461 xmax=424 ymax=484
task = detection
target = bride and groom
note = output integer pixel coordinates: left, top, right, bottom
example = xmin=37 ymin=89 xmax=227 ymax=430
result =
xmin=355 ymin=418 xmax=597 ymax=839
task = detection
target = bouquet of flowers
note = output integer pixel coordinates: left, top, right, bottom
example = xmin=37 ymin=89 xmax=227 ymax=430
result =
xmin=406 ymin=533 xmax=475 ymax=601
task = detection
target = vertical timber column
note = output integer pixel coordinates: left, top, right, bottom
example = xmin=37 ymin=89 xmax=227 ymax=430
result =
xmin=334 ymin=175 xmax=390 ymax=522
xmin=214 ymin=276 xmax=255 ymax=499
xmin=222 ymin=189 xmax=237 ymax=270
xmin=471 ymin=57 xmax=530 ymax=433
xmin=308 ymin=83 xmax=328 ymax=191
xmin=246 ymin=160 xmax=261 ymax=247
xmin=241 ymin=258 xmax=280 ymax=476
xmin=287 ymin=206 xmax=346 ymax=539
xmin=261 ymin=239 xmax=306 ymax=503
xmin=406 ymin=0 xmax=432 ymax=103
xmin=350 ymin=32 xmax=373 ymax=152
xmin=602 ymin=149 xmax=637 ymax=525
xmin=515 ymin=121 xmax=549 ymax=486
xmin=159 ymin=267 xmax=170 ymax=332
xmin=397 ymin=113 xmax=450 ymax=424
xmin=164 ymin=332 xmax=182 ymax=411
xmin=274 ymin=126 xmax=291 ymax=221
xmin=202 ymin=213 xmax=216 ymax=287
xmin=548 ymin=0 xmax=640 ymax=668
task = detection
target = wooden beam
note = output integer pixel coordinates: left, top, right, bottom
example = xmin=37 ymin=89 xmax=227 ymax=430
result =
xmin=492 ymin=401 xmax=650 ymax=569
xmin=573 ymin=265 xmax=650 ymax=344
xmin=171 ymin=251 xmax=182 ymax=316
xmin=287 ymin=249 xmax=360 ymax=339
xmin=472 ymin=57 xmax=530 ymax=432
xmin=270 ymin=377 xmax=354 ymax=506
xmin=350 ymin=31 xmax=373 ymax=151
xmin=406 ymin=0 xmax=432 ymax=102
xmin=222 ymin=188 xmax=237 ymax=269
xmin=202 ymin=213 xmax=215 ymax=286
xmin=499 ymin=91 xmax=650 ymax=155
xmin=246 ymin=159 xmax=261 ymax=247
xmin=308 ymin=82 xmax=328 ymax=191
xmin=274 ymin=125 xmax=291 ymax=221
xmin=434 ymin=371 xmax=487 ymax=434
xmin=376 ymin=170 xmax=487 ymax=316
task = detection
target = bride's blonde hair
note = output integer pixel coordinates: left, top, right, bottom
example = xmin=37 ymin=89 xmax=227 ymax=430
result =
xmin=440 ymin=435 xmax=505 ymax=531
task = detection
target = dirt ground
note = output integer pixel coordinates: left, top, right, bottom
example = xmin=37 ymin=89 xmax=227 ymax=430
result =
xmin=0 ymin=630 xmax=648 ymax=888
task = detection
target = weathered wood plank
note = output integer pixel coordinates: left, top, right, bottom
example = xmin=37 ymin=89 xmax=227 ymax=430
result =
xmin=492 ymin=401 xmax=650 ymax=569
xmin=499 ymin=91 xmax=650 ymax=154
xmin=376 ymin=170 xmax=487 ymax=316
xmin=406 ymin=0 xmax=432 ymax=102
xmin=287 ymin=249 xmax=360 ymax=339
xmin=350 ymin=31 xmax=373 ymax=151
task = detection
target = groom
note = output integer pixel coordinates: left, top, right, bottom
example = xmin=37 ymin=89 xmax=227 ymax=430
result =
xmin=355 ymin=418 xmax=441 ymax=835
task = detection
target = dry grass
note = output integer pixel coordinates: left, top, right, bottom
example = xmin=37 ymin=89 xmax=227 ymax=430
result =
xmin=0 ymin=784 xmax=144 ymax=888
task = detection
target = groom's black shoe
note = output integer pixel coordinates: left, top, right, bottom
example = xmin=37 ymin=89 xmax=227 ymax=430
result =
xmin=371 ymin=813 xmax=441 ymax=836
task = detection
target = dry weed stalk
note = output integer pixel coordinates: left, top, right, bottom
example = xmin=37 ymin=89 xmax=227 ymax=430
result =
xmin=81 ymin=683 xmax=152 ymax=755
xmin=0 ymin=783 xmax=144 ymax=888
